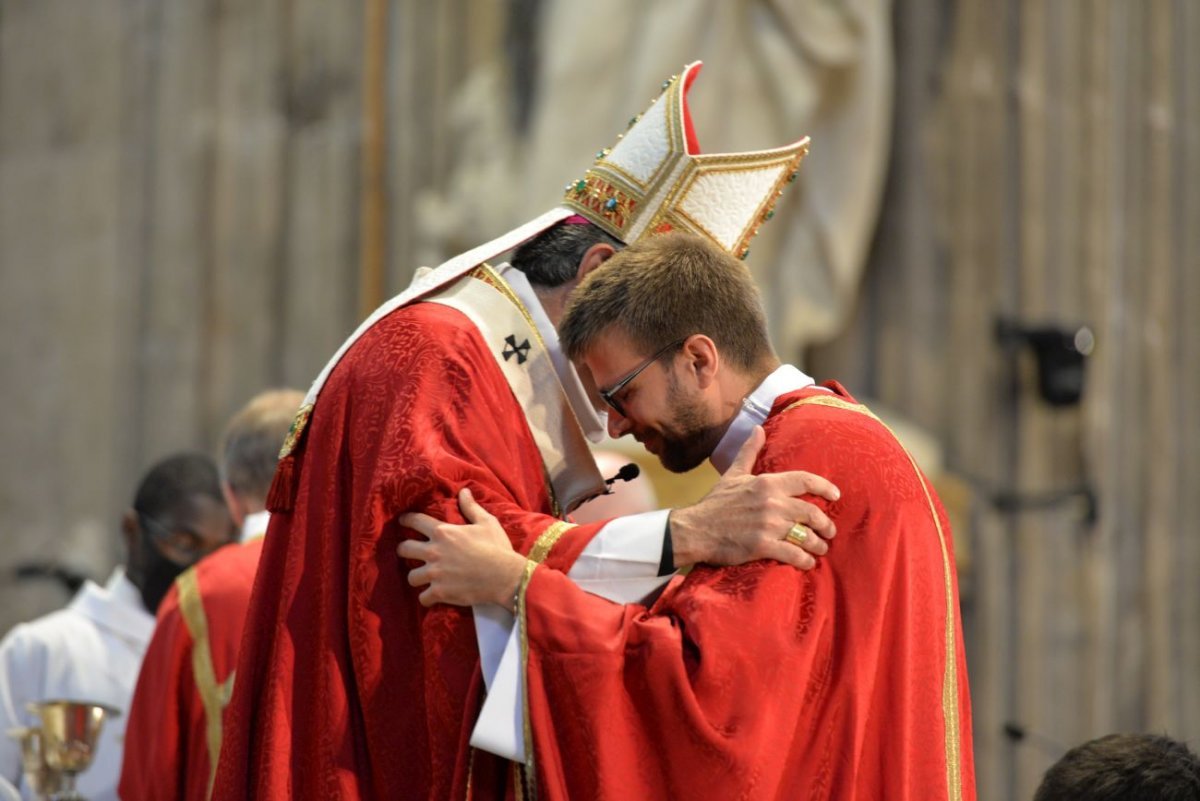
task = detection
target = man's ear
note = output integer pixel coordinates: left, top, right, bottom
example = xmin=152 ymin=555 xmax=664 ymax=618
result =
xmin=682 ymin=335 xmax=720 ymax=389
xmin=575 ymin=242 xmax=616 ymax=282
xmin=221 ymin=481 xmax=247 ymax=529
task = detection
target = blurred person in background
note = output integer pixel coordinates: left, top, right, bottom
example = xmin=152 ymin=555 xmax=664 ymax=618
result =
xmin=120 ymin=389 xmax=303 ymax=801
xmin=0 ymin=453 xmax=232 ymax=801
xmin=1034 ymin=733 xmax=1200 ymax=801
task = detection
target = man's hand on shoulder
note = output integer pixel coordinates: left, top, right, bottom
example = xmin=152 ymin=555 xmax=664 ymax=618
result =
xmin=398 ymin=489 xmax=527 ymax=611
xmin=668 ymin=427 xmax=839 ymax=571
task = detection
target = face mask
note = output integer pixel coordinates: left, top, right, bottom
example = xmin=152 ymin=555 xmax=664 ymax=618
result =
xmin=129 ymin=519 xmax=193 ymax=614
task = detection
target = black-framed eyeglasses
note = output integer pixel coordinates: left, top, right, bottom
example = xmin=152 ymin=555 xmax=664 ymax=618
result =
xmin=138 ymin=511 xmax=208 ymax=565
xmin=598 ymin=337 xmax=688 ymax=418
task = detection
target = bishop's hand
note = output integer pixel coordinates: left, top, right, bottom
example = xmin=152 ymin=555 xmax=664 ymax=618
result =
xmin=668 ymin=426 xmax=840 ymax=571
xmin=398 ymin=489 xmax=527 ymax=611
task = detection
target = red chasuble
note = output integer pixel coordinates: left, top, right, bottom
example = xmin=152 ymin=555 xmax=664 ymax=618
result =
xmin=213 ymin=280 xmax=608 ymax=801
xmin=518 ymin=384 xmax=976 ymax=801
xmin=120 ymin=538 xmax=264 ymax=801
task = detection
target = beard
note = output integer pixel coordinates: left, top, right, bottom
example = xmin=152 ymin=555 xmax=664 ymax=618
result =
xmin=655 ymin=375 xmax=727 ymax=473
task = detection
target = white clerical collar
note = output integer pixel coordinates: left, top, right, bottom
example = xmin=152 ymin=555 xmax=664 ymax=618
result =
xmin=241 ymin=509 xmax=271 ymax=543
xmin=496 ymin=264 xmax=607 ymax=443
xmin=709 ymin=364 xmax=824 ymax=475
xmin=70 ymin=566 xmax=156 ymax=646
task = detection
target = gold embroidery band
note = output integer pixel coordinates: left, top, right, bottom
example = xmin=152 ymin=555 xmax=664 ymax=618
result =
xmin=472 ymin=264 xmax=551 ymax=357
xmin=513 ymin=758 xmax=525 ymax=801
xmin=781 ymin=396 xmax=964 ymax=801
xmin=517 ymin=557 xmax=540 ymax=800
xmin=278 ymin=404 xmax=313 ymax=459
xmin=515 ymin=519 xmax=577 ymax=799
xmin=464 ymin=745 xmax=475 ymax=801
xmin=176 ymin=570 xmax=227 ymax=800
xmin=527 ymin=521 xmax=576 ymax=566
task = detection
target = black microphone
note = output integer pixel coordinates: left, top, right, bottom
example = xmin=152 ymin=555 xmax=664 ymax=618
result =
xmin=604 ymin=463 xmax=641 ymax=487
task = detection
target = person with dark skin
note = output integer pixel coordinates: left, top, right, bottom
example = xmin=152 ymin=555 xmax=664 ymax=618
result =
xmin=121 ymin=453 xmax=239 ymax=614
xmin=0 ymin=452 xmax=234 ymax=801
xmin=122 ymin=389 xmax=305 ymax=801
xmin=1034 ymin=733 xmax=1200 ymax=801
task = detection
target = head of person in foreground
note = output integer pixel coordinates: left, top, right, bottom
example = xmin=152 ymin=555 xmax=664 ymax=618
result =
xmin=1033 ymin=733 xmax=1200 ymax=801
xmin=559 ymin=231 xmax=780 ymax=473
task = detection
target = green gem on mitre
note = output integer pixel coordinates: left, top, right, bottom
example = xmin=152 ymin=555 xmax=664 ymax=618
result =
xmin=787 ymin=171 xmax=799 ymax=183
xmin=628 ymin=114 xmax=641 ymax=128
xmin=764 ymin=209 xmax=776 ymax=220
xmin=740 ymin=247 xmax=751 ymax=260
xmin=573 ymin=179 xmax=587 ymax=193
xmin=596 ymin=148 xmax=610 ymax=160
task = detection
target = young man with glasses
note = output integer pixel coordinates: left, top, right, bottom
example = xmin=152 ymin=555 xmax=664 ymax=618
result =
xmin=216 ymin=62 xmax=837 ymax=800
xmin=401 ymin=232 xmax=977 ymax=801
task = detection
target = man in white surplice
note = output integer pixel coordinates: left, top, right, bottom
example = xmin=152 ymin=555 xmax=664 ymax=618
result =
xmin=0 ymin=453 xmax=234 ymax=801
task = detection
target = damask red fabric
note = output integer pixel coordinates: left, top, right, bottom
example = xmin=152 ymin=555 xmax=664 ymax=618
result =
xmin=213 ymin=299 xmax=605 ymax=800
xmin=120 ymin=538 xmax=264 ymax=801
xmin=523 ymin=384 xmax=976 ymax=800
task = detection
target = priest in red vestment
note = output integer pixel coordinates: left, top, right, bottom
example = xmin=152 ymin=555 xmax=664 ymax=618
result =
xmin=213 ymin=63 xmax=839 ymax=800
xmin=400 ymin=232 xmax=977 ymax=800
xmin=121 ymin=389 xmax=304 ymax=801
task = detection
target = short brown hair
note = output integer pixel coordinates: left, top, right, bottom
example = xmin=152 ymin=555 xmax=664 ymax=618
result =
xmin=559 ymin=232 xmax=774 ymax=371
xmin=220 ymin=389 xmax=305 ymax=503
xmin=1034 ymin=734 xmax=1200 ymax=801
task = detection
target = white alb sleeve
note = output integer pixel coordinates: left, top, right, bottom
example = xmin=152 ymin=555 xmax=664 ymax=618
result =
xmin=471 ymin=509 xmax=675 ymax=762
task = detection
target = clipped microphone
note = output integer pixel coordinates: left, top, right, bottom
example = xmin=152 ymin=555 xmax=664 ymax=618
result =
xmin=604 ymin=463 xmax=641 ymax=487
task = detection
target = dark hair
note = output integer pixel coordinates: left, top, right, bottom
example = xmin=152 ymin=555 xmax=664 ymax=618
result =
xmin=1034 ymin=734 xmax=1200 ymax=801
xmin=221 ymin=389 xmax=305 ymax=502
xmin=510 ymin=221 xmax=622 ymax=288
xmin=132 ymin=452 xmax=223 ymax=520
xmin=559 ymin=231 xmax=774 ymax=372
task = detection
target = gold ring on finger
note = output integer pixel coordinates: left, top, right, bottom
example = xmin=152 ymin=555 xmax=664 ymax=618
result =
xmin=786 ymin=523 xmax=811 ymax=547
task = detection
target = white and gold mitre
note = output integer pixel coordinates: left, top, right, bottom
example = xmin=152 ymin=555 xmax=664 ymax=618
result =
xmin=562 ymin=61 xmax=810 ymax=259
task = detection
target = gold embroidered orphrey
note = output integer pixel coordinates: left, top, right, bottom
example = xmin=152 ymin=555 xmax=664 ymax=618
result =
xmin=781 ymin=394 xmax=965 ymax=800
xmin=177 ymin=569 xmax=236 ymax=800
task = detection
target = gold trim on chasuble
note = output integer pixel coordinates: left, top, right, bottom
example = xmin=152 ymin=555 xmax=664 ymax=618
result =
xmin=515 ymin=521 xmax=576 ymax=799
xmin=177 ymin=569 xmax=233 ymax=801
xmin=423 ymin=265 xmax=605 ymax=518
xmin=781 ymin=395 xmax=965 ymax=801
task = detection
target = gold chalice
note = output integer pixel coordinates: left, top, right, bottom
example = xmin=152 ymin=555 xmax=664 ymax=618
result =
xmin=6 ymin=726 xmax=62 ymax=800
xmin=26 ymin=700 xmax=120 ymax=801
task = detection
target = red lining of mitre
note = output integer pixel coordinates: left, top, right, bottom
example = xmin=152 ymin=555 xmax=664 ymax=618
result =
xmin=682 ymin=64 xmax=702 ymax=155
